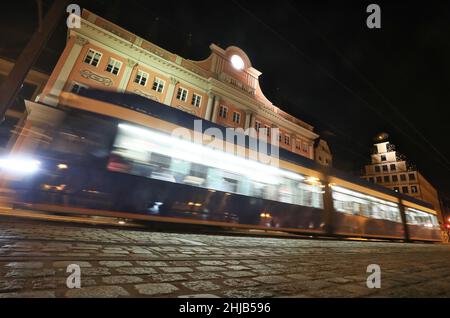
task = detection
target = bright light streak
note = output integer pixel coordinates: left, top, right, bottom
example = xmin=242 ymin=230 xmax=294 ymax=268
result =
xmin=57 ymin=163 xmax=68 ymax=170
xmin=117 ymin=123 xmax=306 ymax=185
xmin=0 ymin=157 xmax=40 ymax=174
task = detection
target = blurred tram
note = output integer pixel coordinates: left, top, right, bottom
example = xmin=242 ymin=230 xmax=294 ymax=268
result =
xmin=6 ymin=89 xmax=444 ymax=242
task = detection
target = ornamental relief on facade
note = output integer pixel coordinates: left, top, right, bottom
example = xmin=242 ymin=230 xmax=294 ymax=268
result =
xmin=133 ymin=89 xmax=159 ymax=102
xmin=174 ymin=104 xmax=196 ymax=115
xmin=219 ymin=72 xmax=255 ymax=96
xmin=80 ymin=69 xmax=113 ymax=87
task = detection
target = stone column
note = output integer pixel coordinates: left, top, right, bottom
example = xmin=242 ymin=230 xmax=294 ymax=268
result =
xmin=204 ymin=93 xmax=215 ymax=121
xmin=44 ymin=35 xmax=88 ymax=106
xmin=118 ymin=59 xmax=137 ymax=93
xmin=244 ymin=111 xmax=253 ymax=130
xmin=291 ymin=134 xmax=297 ymax=153
xmin=210 ymin=97 xmax=221 ymax=123
xmin=163 ymin=77 xmax=179 ymax=106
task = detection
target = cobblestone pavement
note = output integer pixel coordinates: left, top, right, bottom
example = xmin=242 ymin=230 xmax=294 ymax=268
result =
xmin=0 ymin=218 xmax=449 ymax=298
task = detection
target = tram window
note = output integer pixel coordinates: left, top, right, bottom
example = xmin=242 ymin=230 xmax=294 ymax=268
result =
xmin=49 ymin=113 xmax=116 ymax=157
xmin=405 ymin=208 xmax=439 ymax=228
xmin=332 ymin=186 xmax=401 ymax=223
xmin=111 ymin=123 xmax=324 ymax=209
xmin=189 ymin=163 xmax=208 ymax=179
xmin=150 ymin=153 xmax=171 ymax=169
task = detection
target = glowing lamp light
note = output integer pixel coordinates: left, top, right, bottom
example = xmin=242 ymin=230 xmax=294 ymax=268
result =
xmin=0 ymin=157 xmax=40 ymax=174
xmin=230 ymin=55 xmax=244 ymax=70
xmin=57 ymin=163 xmax=68 ymax=170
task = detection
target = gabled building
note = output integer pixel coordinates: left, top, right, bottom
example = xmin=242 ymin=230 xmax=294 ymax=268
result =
xmin=362 ymin=134 xmax=442 ymax=218
xmin=314 ymin=139 xmax=332 ymax=167
xmin=35 ymin=9 xmax=319 ymax=159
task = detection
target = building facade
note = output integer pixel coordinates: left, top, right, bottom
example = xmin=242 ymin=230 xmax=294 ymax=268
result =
xmin=314 ymin=139 xmax=332 ymax=167
xmin=35 ymin=9 xmax=319 ymax=159
xmin=362 ymin=138 xmax=442 ymax=217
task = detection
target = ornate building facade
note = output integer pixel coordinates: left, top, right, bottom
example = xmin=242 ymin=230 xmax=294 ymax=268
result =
xmin=36 ymin=9 xmax=320 ymax=159
xmin=362 ymin=137 xmax=442 ymax=217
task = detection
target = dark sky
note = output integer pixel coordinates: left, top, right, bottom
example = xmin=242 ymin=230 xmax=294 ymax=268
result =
xmin=1 ymin=0 xmax=450 ymax=198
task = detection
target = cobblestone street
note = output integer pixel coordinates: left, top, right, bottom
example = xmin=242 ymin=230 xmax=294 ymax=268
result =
xmin=0 ymin=218 xmax=449 ymax=298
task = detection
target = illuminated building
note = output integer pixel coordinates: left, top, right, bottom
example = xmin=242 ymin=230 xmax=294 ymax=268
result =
xmin=34 ymin=9 xmax=319 ymax=159
xmin=314 ymin=139 xmax=332 ymax=167
xmin=362 ymin=134 xmax=442 ymax=219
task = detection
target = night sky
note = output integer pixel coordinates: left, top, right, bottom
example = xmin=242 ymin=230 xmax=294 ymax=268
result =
xmin=1 ymin=0 xmax=449 ymax=199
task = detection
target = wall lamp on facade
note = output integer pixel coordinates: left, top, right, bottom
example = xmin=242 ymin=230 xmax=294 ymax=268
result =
xmin=230 ymin=55 xmax=244 ymax=70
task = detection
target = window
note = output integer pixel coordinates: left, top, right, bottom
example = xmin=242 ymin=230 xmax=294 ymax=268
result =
xmin=375 ymin=166 xmax=381 ymax=173
xmin=392 ymin=175 xmax=398 ymax=182
xmin=332 ymin=186 xmax=401 ymax=223
xmin=70 ymin=82 xmax=89 ymax=94
xmin=402 ymin=186 xmax=409 ymax=194
xmin=219 ymin=105 xmax=228 ymax=119
xmin=278 ymin=133 xmax=282 ymax=142
xmin=400 ymin=174 xmax=407 ymax=181
xmin=84 ymin=49 xmax=102 ymax=67
xmin=191 ymin=93 xmax=202 ymax=107
xmin=380 ymin=155 xmax=387 ymax=161
xmin=384 ymin=176 xmax=390 ymax=183
xmin=232 ymin=111 xmax=241 ymax=124
xmin=369 ymin=177 xmax=374 ymax=183
xmin=302 ymin=143 xmax=309 ymax=153
xmin=284 ymin=135 xmax=291 ymax=146
xmin=376 ymin=176 xmax=382 ymax=183
xmin=409 ymin=173 xmax=416 ymax=181
xmin=382 ymin=165 xmax=388 ymax=172
xmin=390 ymin=164 xmax=396 ymax=171
xmin=105 ymin=58 xmax=122 ymax=75
xmin=319 ymin=156 xmax=322 ymax=162
xmin=176 ymin=87 xmax=188 ymax=102
xmin=393 ymin=187 xmax=399 ymax=192
xmin=152 ymin=78 xmax=165 ymax=93
xmin=296 ymin=141 xmax=301 ymax=150
xmin=110 ymin=122 xmax=325 ymax=210
xmin=135 ymin=70 xmax=148 ymax=86
xmin=255 ymin=121 xmax=261 ymax=132
xmin=411 ymin=186 xmax=418 ymax=193
xmin=264 ymin=125 xmax=271 ymax=136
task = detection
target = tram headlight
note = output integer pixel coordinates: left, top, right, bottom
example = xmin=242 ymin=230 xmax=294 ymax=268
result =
xmin=0 ymin=156 xmax=41 ymax=175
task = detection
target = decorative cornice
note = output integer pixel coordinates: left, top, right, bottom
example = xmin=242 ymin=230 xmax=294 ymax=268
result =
xmin=76 ymin=19 xmax=209 ymax=89
xmin=126 ymin=58 xmax=137 ymax=68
